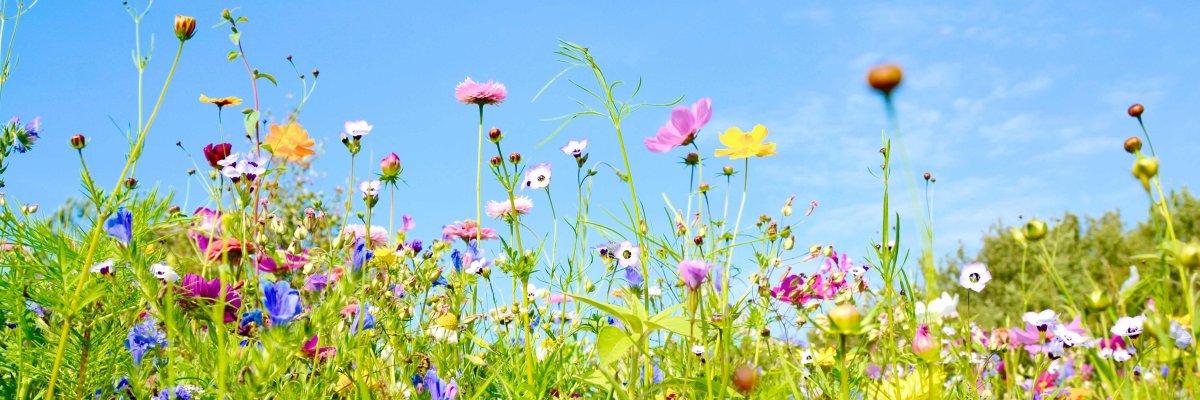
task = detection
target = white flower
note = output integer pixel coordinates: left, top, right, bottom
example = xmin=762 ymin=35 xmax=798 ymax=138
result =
xmin=1113 ymin=346 xmax=1134 ymax=362
xmin=957 ymin=262 xmax=991 ymax=292
xmin=522 ymin=163 xmax=552 ymax=190
xmin=149 ymin=262 xmax=179 ymax=282
xmin=1111 ymin=315 xmax=1146 ymax=338
xmin=344 ymin=120 xmax=373 ymax=138
xmin=691 ymin=344 xmax=705 ymax=356
xmin=1022 ymin=310 xmax=1058 ymax=330
xmin=359 ymin=180 xmax=381 ymax=197
xmin=1052 ymin=324 xmax=1086 ymax=348
xmin=90 ymin=259 xmax=116 ymax=275
xmin=648 ymin=286 xmax=663 ymax=297
xmin=1170 ymin=321 xmax=1192 ymax=349
xmin=1045 ymin=338 xmax=1066 ymax=360
xmin=426 ymin=325 xmax=459 ymax=343
xmin=916 ymin=292 xmax=959 ymax=322
xmin=616 ymin=241 xmax=640 ymax=268
xmin=1119 ymin=265 xmax=1139 ymax=294
xmin=560 ymin=139 xmax=588 ymax=157
xmin=527 ymin=283 xmax=548 ymax=300
xmin=219 ymin=153 xmax=242 ymax=178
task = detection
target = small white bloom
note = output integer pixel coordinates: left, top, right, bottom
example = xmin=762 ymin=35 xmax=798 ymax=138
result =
xmin=560 ymin=139 xmax=588 ymax=157
xmin=90 ymin=259 xmax=116 ymax=275
xmin=522 ymin=163 xmax=552 ymax=190
xmin=1113 ymin=347 xmax=1134 ymax=362
xmin=1170 ymin=321 xmax=1192 ymax=349
xmin=691 ymin=344 xmax=705 ymax=356
xmin=527 ymin=283 xmax=548 ymax=300
xmin=958 ymin=262 xmax=991 ymax=292
xmin=648 ymin=286 xmax=663 ymax=297
xmin=1052 ymin=324 xmax=1086 ymax=348
xmin=359 ymin=180 xmax=381 ymax=197
xmin=1022 ymin=309 xmax=1058 ymax=330
xmin=344 ymin=120 xmax=373 ymax=138
xmin=1111 ymin=315 xmax=1147 ymax=338
xmin=149 ymin=262 xmax=179 ymax=282
xmin=616 ymin=241 xmax=640 ymax=268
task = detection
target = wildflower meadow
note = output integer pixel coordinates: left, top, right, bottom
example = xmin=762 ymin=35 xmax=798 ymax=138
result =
xmin=1 ymin=2 xmax=1199 ymax=399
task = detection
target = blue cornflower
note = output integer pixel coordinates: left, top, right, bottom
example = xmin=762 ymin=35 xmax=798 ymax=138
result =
xmin=432 ymin=275 xmax=448 ymax=287
xmin=26 ymin=300 xmax=46 ymax=317
xmin=154 ymin=384 xmax=197 ymax=400
xmin=124 ymin=317 xmax=167 ymax=366
xmin=623 ymin=267 xmax=643 ymax=287
xmin=238 ymin=309 xmax=263 ymax=336
xmin=105 ymin=208 xmax=133 ymax=245
xmin=351 ymin=238 xmax=373 ymax=271
xmin=261 ymin=278 xmax=302 ymax=326
xmin=351 ymin=302 xmax=376 ymax=335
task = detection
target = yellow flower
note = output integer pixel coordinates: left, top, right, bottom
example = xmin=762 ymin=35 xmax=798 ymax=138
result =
xmin=714 ymin=124 xmax=777 ymax=159
xmin=265 ymin=122 xmax=315 ymax=162
xmin=199 ymin=94 xmax=243 ymax=108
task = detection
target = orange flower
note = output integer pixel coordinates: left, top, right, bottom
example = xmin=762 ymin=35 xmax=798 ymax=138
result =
xmin=265 ymin=122 xmax=315 ymax=162
xmin=199 ymin=94 xmax=242 ymax=108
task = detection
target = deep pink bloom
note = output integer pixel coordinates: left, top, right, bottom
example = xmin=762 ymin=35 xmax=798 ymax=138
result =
xmin=302 ymin=335 xmax=337 ymax=361
xmin=644 ymin=98 xmax=711 ymax=153
xmin=257 ymin=251 xmax=308 ymax=273
xmin=455 ymin=77 xmax=507 ymax=105
xmin=677 ymin=259 xmax=712 ymax=291
xmin=442 ymin=220 xmax=498 ymax=242
xmin=912 ymin=324 xmax=937 ymax=357
xmin=177 ymin=274 xmax=242 ymax=323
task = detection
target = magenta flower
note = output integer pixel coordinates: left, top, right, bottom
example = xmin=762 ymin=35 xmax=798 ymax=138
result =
xmin=177 ymin=274 xmax=242 ymax=323
xmin=455 ymin=77 xmax=507 ymax=105
xmin=677 ymin=259 xmax=712 ymax=291
xmin=644 ymin=98 xmax=712 ymax=153
xmin=302 ymin=335 xmax=337 ymax=361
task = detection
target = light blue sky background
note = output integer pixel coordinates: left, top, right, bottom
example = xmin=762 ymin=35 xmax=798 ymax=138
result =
xmin=3 ymin=1 xmax=1198 ymax=277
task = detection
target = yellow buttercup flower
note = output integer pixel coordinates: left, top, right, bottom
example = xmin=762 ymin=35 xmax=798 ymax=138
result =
xmin=714 ymin=124 xmax=777 ymax=159
xmin=265 ymin=122 xmax=315 ymax=162
xmin=199 ymin=94 xmax=243 ymax=108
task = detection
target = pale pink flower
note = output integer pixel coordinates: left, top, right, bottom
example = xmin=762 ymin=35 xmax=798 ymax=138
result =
xmin=343 ymin=224 xmax=387 ymax=248
xmin=644 ymin=98 xmax=712 ymax=153
xmin=455 ymin=77 xmax=507 ymax=105
xmin=442 ymin=220 xmax=498 ymax=241
xmin=401 ymin=215 xmax=415 ymax=232
xmin=547 ymin=293 xmax=569 ymax=305
xmin=560 ymin=139 xmax=588 ymax=157
xmin=344 ymin=120 xmax=373 ymax=138
xmin=486 ymin=196 xmax=533 ymax=219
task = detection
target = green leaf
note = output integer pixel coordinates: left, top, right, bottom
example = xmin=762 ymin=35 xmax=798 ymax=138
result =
xmin=569 ymin=294 xmax=642 ymax=333
xmin=254 ymin=72 xmax=278 ymax=86
xmin=227 ymin=51 xmax=239 ymax=62
xmin=646 ymin=315 xmax=696 ymax=339
xmin=595 ymin=325 xmax=633 ymax=366
xmin=244 ymin=110 xmax=260 ymax=136
xmin=229 ymin=31 xmax=241 ymax=46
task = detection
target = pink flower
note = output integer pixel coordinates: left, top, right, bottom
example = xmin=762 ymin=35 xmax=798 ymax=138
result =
xmin=380 ymin=152 xmax=402 ymax=179
xmin=912 ymin=324 xmax=938 ymax=358
xmin=302 ymin=335 xmax=337 ymax=362
xmin=547 ymin=293 xmax=569 ymax=305
xmin=343 ymin=224 xmax=387 ymax=248
xmin=644 ymin=98 xmax=712 ymax=153
xmin=455 ymin=77 xmax=507 ymax=105
xmin=442 ymin=220 xmax=498 ymax=242
xmin=401 ymin=214 xmax=415 ymax=232
xmin=486 ymin=196 xmax=533 ymax=219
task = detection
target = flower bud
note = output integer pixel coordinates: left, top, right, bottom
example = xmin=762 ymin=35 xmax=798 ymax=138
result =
xmin=732 ymin=364 xmax=757 ymax=393
xmin=125 ymin=178 xmax=138 ymax=190
xmin=923 ymin=172 xmax=931 ymax=181
xmin=684 ymin=152 xmax=700 ymax=166
xmin=70 ymin=134 xmax=87 ymax=150
xmin=312 ymin=69 xmax=320 ymax=78
xmin=722 ymin=165 xmax=734 ymax=176
xmin=1123 ymin=137 xmax=1142 ymax=154
xmin=489 ymin=156 xmax=503 ymax=167
xmin=380 ymin=152 xmax=402 ymax=179
xmin=488 ymin=127 xmax=502 ymax=143
xmin=867 ymin=64 xmax=903 ymax=95
xmin=911 ymin=324 xmax=938 ymax=360
xmin=1086 ymin=290 xmax=1111 ymax=311
xmin=1132 ymin=157 xmax=1159 ymax=191
xmin=1179 ymin=241 xmax=1200 ymax=269
xmin=828 ymin=303 xmax=862 ymax=334
xmin=508 ymin=152 xmax=521 ymax=164
xmin=1128 ymin=103 xmax=1144 ymax=118
xmin=783 ymin=235 xmax=795 ymax=250
xmin=174 ymin=15 xmax=197 ymax=42
xmin=1023 ymin=219 xmax=1048 ymax=241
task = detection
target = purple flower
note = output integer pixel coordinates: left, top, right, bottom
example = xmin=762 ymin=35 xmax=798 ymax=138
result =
xmin=105 ymin=208 xmax=132 ymax=245
xmin=9 ymin=116 xmax=39 ymax=153
xmin=423 ymin=366 xmax=459 ymax=400
xmin=304 ymin=273 xmax=329 ymax=292
xmin=124 ymin=316 xmax=166 ymax=366
xmin=623 ymin=267 xmax=643 ymax=287
xmin=261 ymin=278 xmax=302 ymax=326
xmin=401 ymin=214 xmax=415 ymax=232
xmin=350 ymin=302 xmax=376 ymax=335
xmin=177 ymin=274 xmax=242 ymax=323
xmin=677 ymin=259 xmax=712 ymax=291
xmin=351 ymin=238 xmax=373 ymax=271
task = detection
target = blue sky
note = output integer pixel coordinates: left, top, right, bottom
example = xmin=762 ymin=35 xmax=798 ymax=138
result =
xmin=3 ymin=1 xmax=1199 ymax=275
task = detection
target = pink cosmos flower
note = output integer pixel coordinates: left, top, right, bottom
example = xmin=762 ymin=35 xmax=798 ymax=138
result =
xmin=547 ymin=293 xmax=569 ymax=305
xmin=644 ymin=98 xmax=712 ymax=153
xmin=678 ymin=259 xmax=712 ymax=291
xmin=486 ymin=196 xmax=533 ymax=219
xmin=343 ymin=224 xmax=387 ymax=248
xmin=401 ymin=214 xmax=415 ymax=232
xmin=442 ymin=220 xmax=498 ymax=242
xmin=455 ymin=77 xmax=507 ymax=105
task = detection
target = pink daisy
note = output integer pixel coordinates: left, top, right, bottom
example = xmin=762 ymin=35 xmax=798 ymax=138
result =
xmin=343 ymin=224 xmax=388 ymax=248
xmin=644 ymin=98 xmax=712 ymax=153
xmin=455 ymin=77 xmax=507 ymax=105
xmin=486 ymin=196 xmax=534 ymax=219
xmin=442 ymin=220 xmax=498 ymax=242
